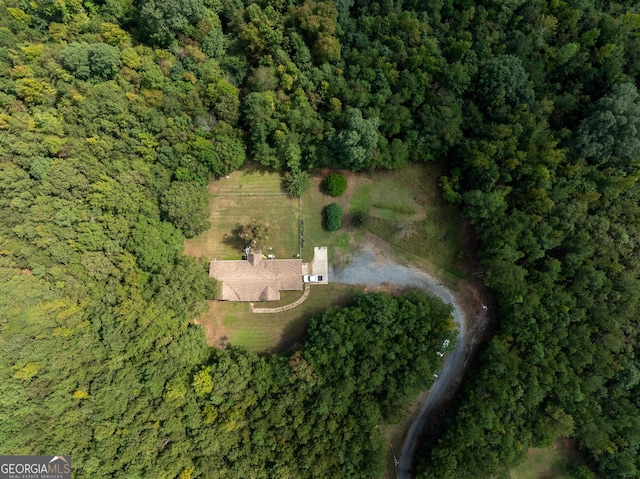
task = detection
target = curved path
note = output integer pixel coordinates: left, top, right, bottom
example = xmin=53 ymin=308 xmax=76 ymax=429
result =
xmin=331 ymin=246 xmax=471 ymax=479
xmin=250 ymin=283 xmax=311 ymax=313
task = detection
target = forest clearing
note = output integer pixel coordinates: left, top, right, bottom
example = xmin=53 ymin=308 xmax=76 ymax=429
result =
xmin=190 ymin=164 xmax=470 ymax=353
xmin=1 ymin=0 xmax=637 ymax=477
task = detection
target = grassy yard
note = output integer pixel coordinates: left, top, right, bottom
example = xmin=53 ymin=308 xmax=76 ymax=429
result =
xmin=189 ymin=162 xmax=469 ymax=352
xmin=209 ymin=163 xmax=286 ymax=194
xmin=349 ymin=164 xmax=466 ymax=279
xmin=196 ymin=283 xmax=359 ymax=352
xmin=301 ymin=165 xmax=467 ymax=279
xmin=299 ymin=171 xmax=361 ymax=263
xmin=510 ymin=439 xmax=596 ymax=479
xmin=184 ymin=165 xmax=300 ymax=260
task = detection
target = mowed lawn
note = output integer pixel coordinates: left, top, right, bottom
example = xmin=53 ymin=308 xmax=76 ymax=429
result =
xmin=299 ymin=171 xmax=357 ymax=263
xmin=510 ymin=439 xmax=596 ymax=479
xmin=197 ymin=283 xmax=359 ymax=352
xmin=184 ymin=166 xmax=300 ymax=260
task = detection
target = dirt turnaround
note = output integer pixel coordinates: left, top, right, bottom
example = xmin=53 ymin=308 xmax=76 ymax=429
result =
xmin=331 ymin=242 xmax=492 ymax=479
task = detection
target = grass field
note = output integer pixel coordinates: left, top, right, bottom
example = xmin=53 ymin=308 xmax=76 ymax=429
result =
xmin=349 ymin=164 xmax=466 ymax=279
xmin=184 ymin=166 xmax=300 ymax=260
xmin=510 ymin=439 xmax=596 ymax=479
xmin=299 ymin=171 xmax=360 ymax=263
xmin=512 ymin=446 xmax=573 ymax=479
xmin=197 ymin=283 xmax=359 ymax=352
xmin=301 ymin=165 xmax=467 ymax=278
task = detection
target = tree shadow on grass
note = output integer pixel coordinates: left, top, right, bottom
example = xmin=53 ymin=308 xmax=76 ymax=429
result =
xmin=267 ymin=312 xmax=311 ymax=354
xmin=242 ymin=161 xmax=273 ymax=177
xmin=222 ymin=224 xmax=246 ymax=254
xmin=266 ymin=286 xmax=360 ymax=354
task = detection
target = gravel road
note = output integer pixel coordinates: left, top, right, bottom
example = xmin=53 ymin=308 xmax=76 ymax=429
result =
xmin=331 ymin=245 xmax=470 ymax=479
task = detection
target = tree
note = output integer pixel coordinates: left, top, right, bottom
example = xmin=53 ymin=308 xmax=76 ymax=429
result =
xmin=324 ymin=203 xmax=343 ymax=231
xmin=462 ymin=189 xmax=509 ymax=225
xmin=571 ymin=466 xmax=595 ymax=479
xmin=476 ymin=55 xmax=534 ymax=112
xmin=88 ymin=43 xmax=123 ymax=80
xmin=206 ymin=78 xmax=240 ymax=125
xmin=293 ymin=0 xmax=341 ymax=62
xmin=126 ymin=216 xmax=184 ymax=272
xmin=28 ymin=0 xmax=83 ymax=22
xmin=202 ymin=26 xmax=227 ymax=60
xmin=160 ymin=181 xmax=210 ymax=238
xmin=14 ymin=78 xmax=56 ymax=104
xmin=573 ymin=82 xmax=640 ymax=168
xmin=238 ymin=219 xmax=272 ymax=251
xmin=59 ymin=43 xmax=92 ymax=80
xmin=137 ymin=0 xmax=206 ymax=44
xmin=212 ymin=133 xmax=246 ymax=175
xmin=191 ymin=132 xmax=246 ymax=178
xmin=284 ymin=170 xmax=311 ymax=198
xmin=323 ymin=172 xmax=347 ymax=196
xmin=59 ymin=43 xmax=122 ymax=81
xmin=328 ymin=108 xmax=380 ymax=170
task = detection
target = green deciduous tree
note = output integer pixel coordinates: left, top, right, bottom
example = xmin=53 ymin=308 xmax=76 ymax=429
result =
xmin=328 ymin=108 xmax=380 ymax=170
xmin=571 ymin=466 xmax=595 ymax=479
xmin=88 ymin=43 xmax=123 ymax=81
xmin=574 ymin=82 xmax=640 ymax=168
xmin=211 ymin=130 xmax=246 ymax=175
xmin=160 ymin=181 xmax=210 ymax=238
xmin=137 ymin=0 xmax=206 ymax=44
xmin=293 ymin=0 xmax=341 ymax=62
xmin=126 ymin=216 xmax=183 ymax=272
xmin=476 ymin=55 xmax=534 ymax=113
xmin=237 ymin=219 xmax=271 ymax=251
xmin=59 ymin=43 xmax=122 ymax=81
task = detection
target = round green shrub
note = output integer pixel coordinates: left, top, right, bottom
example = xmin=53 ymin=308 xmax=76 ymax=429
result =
xmin=324 ymin=172 xmax=347 ymax=197
xmin=324 ymin=203 xmax=343 ymax=231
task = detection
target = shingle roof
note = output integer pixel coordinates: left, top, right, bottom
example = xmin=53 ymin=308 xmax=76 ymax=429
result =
xmin=210 ymin=252 xmax=303 ymax=301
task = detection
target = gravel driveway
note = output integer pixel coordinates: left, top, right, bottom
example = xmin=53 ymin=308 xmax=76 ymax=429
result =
xmin=332 ymin=245 xmax=471 ymax=479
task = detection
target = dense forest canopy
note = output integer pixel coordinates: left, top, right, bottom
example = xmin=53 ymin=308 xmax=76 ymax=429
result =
xmin=1 ymin=0 xmax=640 ymax=477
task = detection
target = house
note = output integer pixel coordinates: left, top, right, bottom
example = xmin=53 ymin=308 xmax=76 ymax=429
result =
xmin=209 ymin=251 xmax=303 ymax=302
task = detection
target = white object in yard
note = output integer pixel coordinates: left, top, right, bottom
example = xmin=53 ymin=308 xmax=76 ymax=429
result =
xmin=267 ymin=254 xmax=276 ymax=259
